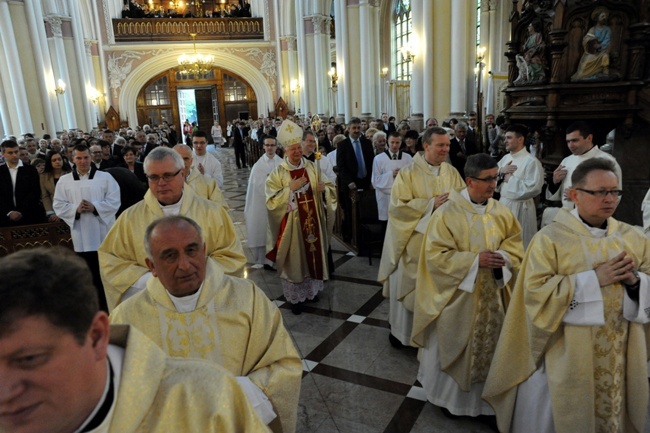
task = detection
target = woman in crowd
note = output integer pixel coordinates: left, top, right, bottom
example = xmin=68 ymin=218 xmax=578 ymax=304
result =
xmin=118 ymin=146 xmax=147 ymax=185
xmin=211 ymin=121 xmax=223 ymax=149
xmin=40 ymin=151 xmax=71 ymax=222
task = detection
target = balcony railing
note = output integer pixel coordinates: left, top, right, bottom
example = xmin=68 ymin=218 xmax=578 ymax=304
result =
xmin=112 ymin=18 xmax=264 ymax=42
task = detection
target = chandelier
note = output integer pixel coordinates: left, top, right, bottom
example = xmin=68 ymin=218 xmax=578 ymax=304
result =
xmin=177 ymin=33 xmax=215 ymax=78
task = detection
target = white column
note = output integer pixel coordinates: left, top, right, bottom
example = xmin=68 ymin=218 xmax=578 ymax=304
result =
xmin=449 ymin=0 xmax=468 ymax=116
xmin=295 ymin=1 xmax=308 ymax=115
xmin=421 ymin=0 xmax=435 ymax=122
xmin=0 ymin=1 xmax=33 ymax=133
xmin=46 ymin=16 xmax=77 ymax=130
xmin=359 ymin=0 xmax=373 ymax=118
xmin=89 ymin=0 xmax=110 ymax=118
xmin=312 ymin=15 xmax=328 ymax=117
xmin=372 ymin=3 xmax=382 ymax=117
xmin=335 ymin=0 xmax=348 ymax=121
xmin=409 ymin=0 xmax=423 ymax=127
xmin=67 ymin=0 xmax=94 ymax=129
xmin=24 ymin=0 xmax=59 ymax=135
xmin=271 ymin=0 xmax=283 ymax=110
xmin=283 ymin=36 xmax=299 ymax=112
xmin=85 ymin=41 xmax=101 ymax=126
xmin=0 ymin=76 xmax=8 ymax=137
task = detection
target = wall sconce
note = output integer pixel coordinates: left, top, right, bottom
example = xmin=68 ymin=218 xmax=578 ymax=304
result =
xmin=291 ymin=79 xmax=300 ymax=94
xmin=400 ymin=44 xmax=415 ymax=63
xmin=89 ymin=88 xmax=103 ymax=104
xmin=476 ymin=46 xmax=486 ymax=67
xmin=54 ymin=79 xmax=66 ymax=95
xmin=328 ymin=62 xmax=338 ymax=92
xmin=380 ymin=67 xmax=388 ymax=78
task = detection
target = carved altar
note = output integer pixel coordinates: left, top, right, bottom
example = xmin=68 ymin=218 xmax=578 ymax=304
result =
xmin=503 ymin=0 xmax=650 ymax=224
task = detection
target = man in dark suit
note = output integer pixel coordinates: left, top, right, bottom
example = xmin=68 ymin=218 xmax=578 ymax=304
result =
xmin=449 ymin=121 xmax=478 ymax=179
xmin=336 ymin=117 xmax=375 ymax=241
xmin=232 ymin=121 xmax=249 ymax=168
xmin=318 ymin=125 xmax=335 ymax=153
xmin=0 ymin=140 xmax=45 ymax=227
xmin=381 ymin=113 xmax=397 ymax=135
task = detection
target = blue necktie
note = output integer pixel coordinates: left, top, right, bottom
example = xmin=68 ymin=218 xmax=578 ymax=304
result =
xmin=353 ymin=139 xmax=366 ymax=178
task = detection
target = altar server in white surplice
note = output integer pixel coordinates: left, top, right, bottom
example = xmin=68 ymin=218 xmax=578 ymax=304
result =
xmin=542 ymin=121 xmax=621 ymax=227
xmin=245 ymin=136 xmax=283 ymax=266
xmin=496 ymin=124 xmax=544 ymax=248
xmin=372 ymin=132 xmax=413 ymax=221
xmin=192 ymin=130 xmax=224 ymax=188
xmin=54 ymin=144 xmax=121 ymax=311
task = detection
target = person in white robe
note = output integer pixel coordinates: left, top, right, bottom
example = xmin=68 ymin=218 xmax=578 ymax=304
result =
xmin=301 ymin=130 xmax=336 ymax=184
xmin=192 ymin=131 xmax=224 ymax=188
xmin=174 ymin=143 xmax=226 ymax=207
xmin=542 ymin=121 xmax=621 ymax=227
xmin=371 ymin=132 xmax=413 ymax=221
xmin=53 ymin=144 xmax=120 ymax=311
xmin=496 ymin=124 xmax=544 ymax=248
xmin=245 ymin=136 xmax=283 ymax=267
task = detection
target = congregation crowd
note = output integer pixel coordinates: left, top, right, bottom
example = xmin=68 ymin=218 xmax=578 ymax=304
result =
xmin=1 ymin=109 xmax=650 ymax=433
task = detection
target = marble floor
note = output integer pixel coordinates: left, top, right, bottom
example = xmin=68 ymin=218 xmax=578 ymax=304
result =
xmin=216 ymin=147 xmax=495 ymax=433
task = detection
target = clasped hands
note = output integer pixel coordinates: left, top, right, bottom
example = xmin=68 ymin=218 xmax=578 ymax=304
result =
xmin=77 ymin=199 xmax=95 ymax=214
xmin=479 ymin=250 xmax=506 ymax=269
xmin=595 ymin=251 xmax=639 ymax=287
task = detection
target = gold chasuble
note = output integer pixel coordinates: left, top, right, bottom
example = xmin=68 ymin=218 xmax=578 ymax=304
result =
xmin=377 ymin=153 xmax=465 ymax=308
xmin=98 ymin=187 xmax=246 ymax=311
xmin=484 ymin=210 xmax=650 ymax=433
xmin=412 ymin=189 xmax=523 ymax=388
xmin=108 ymin=324 xmax=270 ymax=432
xmin=111 ymin=260 xmax=302 ymax=433
xmin=186 ymin=167 xmax=228 ymax=208
xmin=266 ymin=158 xmax=336 ymax=293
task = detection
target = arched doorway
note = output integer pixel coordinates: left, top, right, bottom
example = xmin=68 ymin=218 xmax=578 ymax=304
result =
xmin=136 ymin=68 xmax=258 ymax=142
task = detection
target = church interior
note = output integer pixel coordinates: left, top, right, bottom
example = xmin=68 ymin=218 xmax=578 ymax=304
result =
xmin=1 ymin=0 xmax=650 ymax=432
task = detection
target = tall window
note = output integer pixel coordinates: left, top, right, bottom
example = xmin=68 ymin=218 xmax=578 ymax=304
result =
xmin=142 ymin=76 xmax=172 ymax=125
xmin=394 ymin=0 xmax=411 ymax=81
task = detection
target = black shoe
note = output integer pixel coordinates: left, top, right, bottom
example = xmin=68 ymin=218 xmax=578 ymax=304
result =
xmin=388 ymin=333 xmax=405 ymax=349
xmin=291 ymin=303 xmax=303 ymax=315
xmin=263 ymin=264 xmax=275 ymax=271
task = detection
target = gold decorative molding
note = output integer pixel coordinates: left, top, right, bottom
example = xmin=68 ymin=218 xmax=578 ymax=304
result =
xmin=112 ymin=18 xmax=263 ymax=42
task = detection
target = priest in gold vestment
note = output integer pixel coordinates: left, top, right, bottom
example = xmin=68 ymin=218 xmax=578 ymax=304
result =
xmin=377 ymin=127 xmax=465 ymax=346
xmin=110 ymin=216 xmax=301 ymax=433
xmin=266 ymin=121 xmax=336 ymax=315
xmin=484 ymin=159 xmax=650 ymax=433
xmin=174 ymin=143 xmax=227 ymax=207
xmin=0 ymin=247 xmax=270 ymax=433
xmin=98 ymin=147 xmax=245 ymax=311
xmin=411 ymin=154 xmax=523 ymax=417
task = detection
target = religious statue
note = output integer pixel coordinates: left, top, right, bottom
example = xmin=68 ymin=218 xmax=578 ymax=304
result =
xmin=514 ymin=20 xmax=547 ymax=86
xmin=571 ymin=8 xmax=613 ymax=82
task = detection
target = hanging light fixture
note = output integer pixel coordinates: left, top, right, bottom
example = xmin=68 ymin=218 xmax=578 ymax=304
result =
xmin=177 ymin=33 xmax=215 ymax=79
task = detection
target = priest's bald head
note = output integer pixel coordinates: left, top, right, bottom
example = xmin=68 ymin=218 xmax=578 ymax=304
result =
xmin=144 ymin=216 xmax=207 ymax=297
xmin=0 ymin=247 xmax=111 ymax=433
xmin=144 ymin=147 xmax=186 ymax=206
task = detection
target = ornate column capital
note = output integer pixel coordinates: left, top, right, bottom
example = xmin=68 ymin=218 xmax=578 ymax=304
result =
xmin=281 ymin=35 xmax=297 ymax=51
xmin=311 ymin=14 xmax=327 ymax=35
xmin=46 ymin=16 xmax=63 ymax=38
